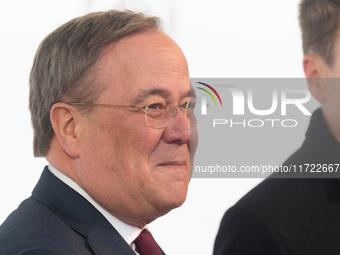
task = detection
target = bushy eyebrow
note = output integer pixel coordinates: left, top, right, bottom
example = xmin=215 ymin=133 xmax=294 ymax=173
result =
xmin=133 ymin=87 xmax=196 ymax=105
xmin=133 ymin=88 xmax=170 ymax=105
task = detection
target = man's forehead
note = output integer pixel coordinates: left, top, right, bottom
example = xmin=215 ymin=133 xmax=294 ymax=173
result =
xmin=118 ymin=29 xmax=177 ymax=49
xmin=109 ymin=31 xmax=183 ymax=63
xmin=93 ymin=29 xmax=191 ymax=105
xmin=96 ymin=30 xmax=187 ymax=75
xmin=103 ymin=29 xmax=176 ymax=56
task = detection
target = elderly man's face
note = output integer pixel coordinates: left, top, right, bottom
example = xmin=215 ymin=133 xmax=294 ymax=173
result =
xmin=75 ymin=30 xmax=197 ymax=226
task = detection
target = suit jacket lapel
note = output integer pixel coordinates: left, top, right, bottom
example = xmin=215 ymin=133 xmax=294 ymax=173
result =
xmin=32 ymin=167 xmax=136 ymax=255
xmin=86 ymin=213 xmax=136 ymax=255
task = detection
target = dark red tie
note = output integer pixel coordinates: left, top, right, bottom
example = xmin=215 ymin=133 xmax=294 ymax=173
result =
xmin=133 ymin=229 xmax=162 ymax=255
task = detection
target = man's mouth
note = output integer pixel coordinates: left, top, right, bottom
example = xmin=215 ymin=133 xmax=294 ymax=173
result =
xmin=157 ymin=161 xmax=187 ymax=167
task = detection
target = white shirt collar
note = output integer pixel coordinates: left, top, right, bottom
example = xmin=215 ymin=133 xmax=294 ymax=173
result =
xmin=48 ymin=165 xmax=144 ymax=245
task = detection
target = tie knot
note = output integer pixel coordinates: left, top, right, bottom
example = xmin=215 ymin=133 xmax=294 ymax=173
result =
xmin=133 ymin=229 xmax=162 ymax=255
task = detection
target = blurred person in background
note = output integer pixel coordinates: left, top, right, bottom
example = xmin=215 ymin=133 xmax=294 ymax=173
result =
xmin=214 ymin=0 xmax=340 ymax=254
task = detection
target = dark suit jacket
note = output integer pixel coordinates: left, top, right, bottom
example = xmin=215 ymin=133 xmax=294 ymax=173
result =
xmin=213 ymin=109 xmax=340 ymax=255
xmin=0 ymin=167 xmax=165 ymax=255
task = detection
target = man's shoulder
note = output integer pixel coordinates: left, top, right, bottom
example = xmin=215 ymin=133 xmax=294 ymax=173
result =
xmin=0 ymin=195 xmax=90 ymax=255
xmin=235 ymin=118 xmax=339 ymax=210
xmin=0 ymin=196 xmax=52 ymax=235
xmin=0 ymin=196 xmax=53 ymax=254
xmin=214 ymin=109 xmax=340 ymax=254
xmin=215 ymin=178 xmax=340 ymax=253
xmin=236 ymin=178 xmax=327 ymax=209
xmin=0 ymin=167 xmax=134 ymax=255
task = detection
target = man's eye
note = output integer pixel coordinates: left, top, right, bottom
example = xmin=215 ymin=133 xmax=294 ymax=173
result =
xmin=185 ymin=101 xmax=196 ymax=109
xmin=147 ymin=103 xmax=164 ymax=110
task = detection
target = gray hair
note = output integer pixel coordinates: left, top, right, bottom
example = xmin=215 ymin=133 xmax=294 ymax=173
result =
xmin=29 ymin=10 xmax=160 ymax=157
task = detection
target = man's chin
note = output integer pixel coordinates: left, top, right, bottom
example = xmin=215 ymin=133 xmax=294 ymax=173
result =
xmin=155 ymin=186 xmax=188 ymax=214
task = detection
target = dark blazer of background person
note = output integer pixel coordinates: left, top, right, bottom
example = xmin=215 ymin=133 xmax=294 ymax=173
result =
xmin=213 ymin=109 xmax=340 ymax=255
xmin=213 ymin=0 xmax=340 ymax=254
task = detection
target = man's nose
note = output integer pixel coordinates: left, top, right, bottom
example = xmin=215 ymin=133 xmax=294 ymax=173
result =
xmin=161 ymin=108 xmax=191 ymax=144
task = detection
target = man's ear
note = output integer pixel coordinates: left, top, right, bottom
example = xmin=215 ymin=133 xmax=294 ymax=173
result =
xmin=303 ymin=54 xmax=328 ymax=103
xmin=50 ymin=103 xmax=81 ymax=158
